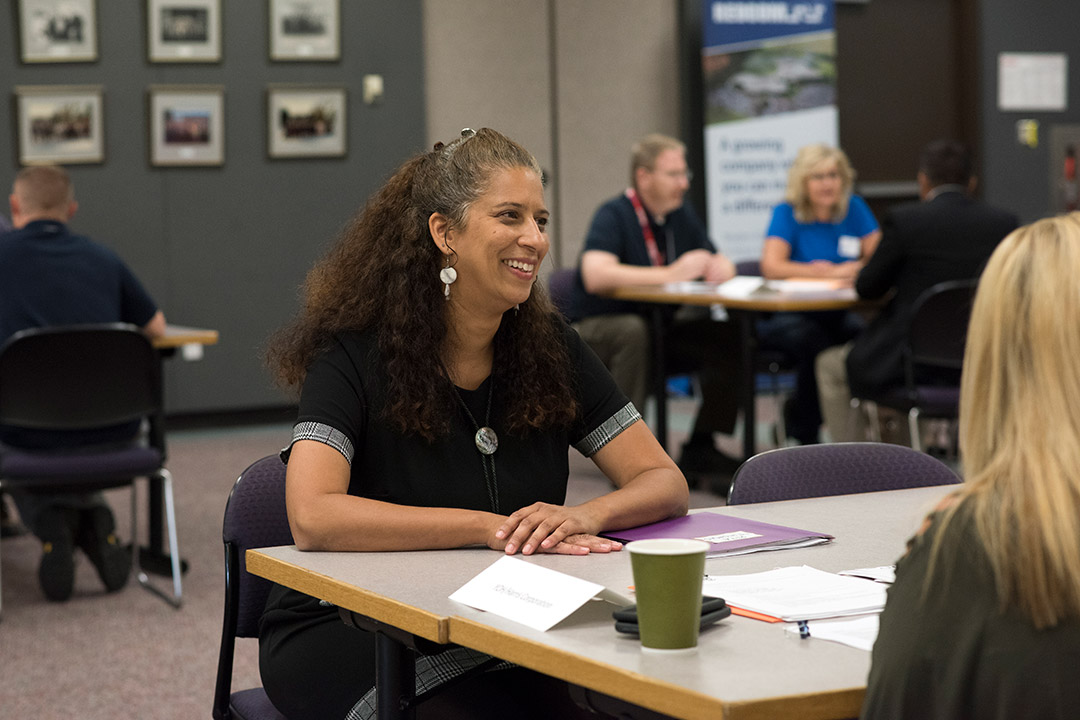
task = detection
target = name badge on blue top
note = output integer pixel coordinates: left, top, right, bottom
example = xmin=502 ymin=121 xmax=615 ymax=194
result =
xmin=838 ymin=235 xmax=861 ymax=259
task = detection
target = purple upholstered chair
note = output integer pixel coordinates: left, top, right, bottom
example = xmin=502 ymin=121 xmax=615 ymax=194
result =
xmin=0 ymin=324 xmax=181 ymax=613
xmin=213 ymin=454 xmax=291 ymax=720
xmin=726 ymin=442 xmax=961 ymax=505
xmin=547 ymin=267 xmax=579 ymax=322
xmin=853 ymin=279 xmax=978 ymax=452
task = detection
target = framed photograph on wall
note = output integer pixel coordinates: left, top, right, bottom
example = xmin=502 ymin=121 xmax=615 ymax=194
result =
xmin=267 ymin=85 xmax=347 ymax=159
xmin=269 ymin=0 xmax=340 ymax=61
xmin=15 ymin=85 xmax=104 ymax=165
xmin=149 ymin=85 xmax=225 ymax=166
xmin=147 ymin=0 xmax=221 ymax=62
xmin=17 ymin=0 xmax=98 ymax=63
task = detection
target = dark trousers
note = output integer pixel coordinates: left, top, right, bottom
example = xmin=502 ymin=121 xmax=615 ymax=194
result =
xmin=260 ymin=597 xmax=611 ymax=719
xmin=757 ymin=311 xmax=863 ymax=444
xmin=666 ymin=308 xmax=743 ymax=438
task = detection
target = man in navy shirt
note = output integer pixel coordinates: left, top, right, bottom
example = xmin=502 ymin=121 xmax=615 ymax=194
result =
xmin=0 ymin=165 xmax=166 ymax=602
xmin=571 ymin=134 xmax=743 ymax=485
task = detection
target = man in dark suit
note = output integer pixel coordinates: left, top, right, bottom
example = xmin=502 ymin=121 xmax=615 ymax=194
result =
xmin=815 ymin=139 xmax=1019 ymax=442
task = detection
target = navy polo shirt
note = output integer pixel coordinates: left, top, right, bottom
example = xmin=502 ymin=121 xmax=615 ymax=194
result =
xmin=572 ymin=195 xmax=714 ymax=320
xmin=0 ymin=220 xmax=159 ymax=448
xmin=0 ymin=220 xmax=158 ymax=343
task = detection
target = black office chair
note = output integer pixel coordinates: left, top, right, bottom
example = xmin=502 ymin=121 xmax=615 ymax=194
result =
xmin=0 ymin=323 xmax=182 ymax=613
xmin=735 ymin=260 xmax=797 ymax=443
xmin=852 ymin=279 xmax=977 ymax=453
xmin=726 ymin=442 xmax=961 ymax=504
xmin=214 ymin=454 xmax=291 ymax=720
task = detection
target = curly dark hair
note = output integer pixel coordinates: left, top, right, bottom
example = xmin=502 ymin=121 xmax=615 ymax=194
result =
xmin=267 ymin=128 xmax=577 ymax=440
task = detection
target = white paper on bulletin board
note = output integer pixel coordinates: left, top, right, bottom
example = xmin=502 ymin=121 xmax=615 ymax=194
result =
xmin=998 ymin=53 xmax=1068 ymax=111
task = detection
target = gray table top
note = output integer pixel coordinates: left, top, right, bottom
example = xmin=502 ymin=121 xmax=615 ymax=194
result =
xmin=248 ymin=484 xmax=955 ymax=720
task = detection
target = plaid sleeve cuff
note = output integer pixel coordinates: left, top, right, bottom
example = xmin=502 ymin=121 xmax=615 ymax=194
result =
xmin=573 ymin=402 xmax=641 ymax=457
xmin=289 ymin=421 xmax=355 ymax=465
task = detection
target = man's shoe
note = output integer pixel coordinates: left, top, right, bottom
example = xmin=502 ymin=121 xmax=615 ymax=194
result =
xmin=77 ymin=506 xmax=131 ymax=593
xmin=37 ymin=507 xmax=77 ymax=602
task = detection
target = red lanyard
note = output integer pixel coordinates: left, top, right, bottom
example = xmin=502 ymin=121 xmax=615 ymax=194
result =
xmin=625 ymin=188 xmax=664 ymax=267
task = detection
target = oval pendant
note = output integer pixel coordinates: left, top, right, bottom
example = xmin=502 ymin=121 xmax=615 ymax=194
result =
xmin=440 ymin=266 xmax=458 ymax=285
xmin=475 ymin=427 xmax=498 ymax=455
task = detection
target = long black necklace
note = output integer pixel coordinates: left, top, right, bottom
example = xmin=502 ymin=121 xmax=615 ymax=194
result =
xmin=450 ymin=379 xmax=500 ymax=514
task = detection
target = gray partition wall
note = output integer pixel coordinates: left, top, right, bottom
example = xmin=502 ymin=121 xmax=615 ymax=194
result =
xmin=979 ymin=0 xmax=1080 ymax=223
xmin=1 ymin=1 xmax=425 ymax=416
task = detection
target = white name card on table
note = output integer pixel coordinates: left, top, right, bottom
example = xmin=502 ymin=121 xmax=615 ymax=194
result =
xmin=450 ymin=556 xmax=626 ymax=632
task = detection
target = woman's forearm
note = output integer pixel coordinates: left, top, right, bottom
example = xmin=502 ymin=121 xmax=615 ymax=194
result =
xmin=291 ymin=492 xmax=500 ymax=552
xmin=578 ymin=467 xmax=688 ymax=534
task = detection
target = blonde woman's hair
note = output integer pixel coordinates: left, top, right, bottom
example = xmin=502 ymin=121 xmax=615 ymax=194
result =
xmin=933 ymin=211 xmax=1080 ymax=629
xmin=784 ymin=144 xmax=854 ymax=223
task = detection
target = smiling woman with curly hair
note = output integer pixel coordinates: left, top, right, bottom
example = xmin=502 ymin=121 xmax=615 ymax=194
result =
xmin=260 ymin=128 xmax=688 ymax=720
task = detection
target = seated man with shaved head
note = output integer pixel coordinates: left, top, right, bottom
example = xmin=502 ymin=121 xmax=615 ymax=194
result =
xmin=0 ymin=165 xmax=166 ymax=602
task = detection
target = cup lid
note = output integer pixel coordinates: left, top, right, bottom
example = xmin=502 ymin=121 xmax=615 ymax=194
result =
xmin=625 ymin=538 xmax=710 ymax=555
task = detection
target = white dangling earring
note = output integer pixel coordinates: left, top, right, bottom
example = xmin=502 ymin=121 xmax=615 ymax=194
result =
xmin=440 ymin=256 xmax=457 ymax=300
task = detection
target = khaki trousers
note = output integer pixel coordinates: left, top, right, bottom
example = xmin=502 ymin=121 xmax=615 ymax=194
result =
xmin=814 ymin=342 xmax=865 ymax=443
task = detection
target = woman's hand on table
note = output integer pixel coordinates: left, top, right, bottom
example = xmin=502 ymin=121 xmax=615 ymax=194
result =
xmin=490 ymin=502 xmax=623 ymax=556
xmin=827 ymin=260 xmax=862 ymax=280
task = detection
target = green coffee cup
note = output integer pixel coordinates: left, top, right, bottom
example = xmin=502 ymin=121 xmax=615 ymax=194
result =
xmin=627 ymin=538 xmax=709 ymax=652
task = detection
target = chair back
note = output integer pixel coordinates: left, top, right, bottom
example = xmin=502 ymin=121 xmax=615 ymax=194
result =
xmin=727 ymin=442 xmax=961 ymax=505
xmin=222 ymin=454 xmax=293 ymax=637
xmin=214 ymin=454 xmax=293 ymax=720
xmin=0 ymin=323 xmax=160 ymax=431
xmin=547 ymin=267 xmax=579 ymax=321
xmin=906 ymin=279 xmax=978 ymax=374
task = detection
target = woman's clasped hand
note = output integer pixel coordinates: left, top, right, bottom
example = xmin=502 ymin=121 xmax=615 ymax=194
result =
xmin=493 ymin=501 xmax=622 ymax=556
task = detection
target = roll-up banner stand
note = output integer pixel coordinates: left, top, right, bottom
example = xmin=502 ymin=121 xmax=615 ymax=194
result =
xmin=702 ymin=1 xmax=838 ymax=262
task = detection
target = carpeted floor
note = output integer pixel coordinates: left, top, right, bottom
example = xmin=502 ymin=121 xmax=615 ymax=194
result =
xmin=0 ymin=395 xmax=752 ymax=720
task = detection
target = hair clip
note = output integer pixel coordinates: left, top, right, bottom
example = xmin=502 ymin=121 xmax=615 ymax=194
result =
xmin=460 ymin=128 xmax=477 ymax=138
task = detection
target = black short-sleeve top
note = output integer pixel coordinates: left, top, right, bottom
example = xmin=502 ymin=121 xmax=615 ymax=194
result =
xmin=285 ymin=318 xmax=637 ymax=515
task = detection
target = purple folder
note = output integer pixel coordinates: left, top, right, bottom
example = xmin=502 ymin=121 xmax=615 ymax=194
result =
xmin=602 ymin=511 xmax=833 ymax=558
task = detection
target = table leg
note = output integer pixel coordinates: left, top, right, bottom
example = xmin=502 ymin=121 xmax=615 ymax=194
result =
xmin=137 ymin=479 xmax=189 ymax=576
xmin=139 ymin=398 xmax=188 ymax=577
xmin=376 ymin=632 xmax=417 ymax=720
xmin=734 ymin=310 xmax=758 ymax=461
xmin=649 ymin=306 xmax=668 ymax=450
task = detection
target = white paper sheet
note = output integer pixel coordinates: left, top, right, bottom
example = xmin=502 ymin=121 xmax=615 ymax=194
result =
xmin=702 ymin=565 xmax=886 ymax=621
xmin=998 ymin=52 xmax=1068 ymax=111
xmin=785 ymin=614 xmax=880 ymax=651
xmin=839 ymin=565 xmax=896 ymax=584
xmin=712 ymin=275 xmax=765 ymax=298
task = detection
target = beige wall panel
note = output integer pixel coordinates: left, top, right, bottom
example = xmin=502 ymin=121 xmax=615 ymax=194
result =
xmin=552 ymin=0 xmax=680 ymax=267
xmin=422 ymin=0 xmax=557 ymax=271
xmin=423 ymin=0 xmax=681 ymax=270
xmin=422 ymin=1 xmax=553 ymax=174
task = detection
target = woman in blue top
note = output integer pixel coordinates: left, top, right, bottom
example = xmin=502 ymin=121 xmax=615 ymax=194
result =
xmin=758 ymin=144 xmax=881 ymax=444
